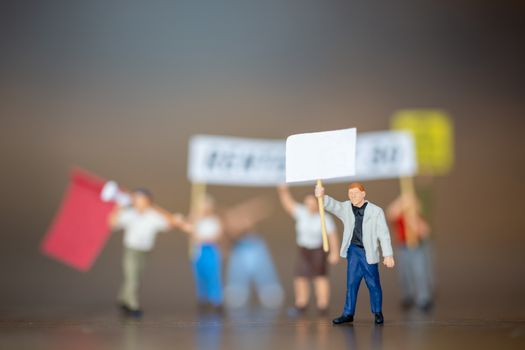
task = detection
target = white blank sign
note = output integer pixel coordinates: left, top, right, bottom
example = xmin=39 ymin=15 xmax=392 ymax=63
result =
xmin=286 ymin=128 xmax=357 ymax=184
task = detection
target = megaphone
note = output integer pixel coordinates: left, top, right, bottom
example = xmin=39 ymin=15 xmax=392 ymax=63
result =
xmin=101 ymin=181 xmax=132 ymax=206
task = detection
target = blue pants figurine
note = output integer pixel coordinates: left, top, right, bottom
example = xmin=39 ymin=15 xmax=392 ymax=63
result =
xmin=192 ymin=243 xmax=223 ymax=309
xmin=315 ymin=182 xmax=395 ymax=325
xmin=343 ymin=244 xmax=382 ymax=316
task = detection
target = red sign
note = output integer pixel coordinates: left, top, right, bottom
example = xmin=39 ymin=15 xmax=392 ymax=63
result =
xmin=41 ymin=168 xmax=115 ymax=271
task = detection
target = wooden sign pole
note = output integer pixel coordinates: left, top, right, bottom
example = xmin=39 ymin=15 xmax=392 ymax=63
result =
xmin=399 ymin=176 xmax=419 ymax=249
xmin=188 ymin=182 xmax=207 ymax=256
xmin=316 ymin=179 xmax=329 ymax=253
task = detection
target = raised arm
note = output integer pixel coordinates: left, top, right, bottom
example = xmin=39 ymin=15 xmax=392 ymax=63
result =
xmin=386 ymin=196 xmax=404 ymax=223
xmin=108 ymin=205 xmax=123 ymax=229
xmin=314 ymin=184 xmax=346 ymax=220
xmin=152 ymin=204 xmax=178 ymax=230
xmin=222 ymin=196 xmax=273 ymax=238
xmin=277 ymin=185 xmax=298 ymax=216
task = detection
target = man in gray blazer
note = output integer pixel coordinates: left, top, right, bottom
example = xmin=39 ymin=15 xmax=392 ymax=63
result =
xmin=315 ymin=182 xmax=395 ymax=325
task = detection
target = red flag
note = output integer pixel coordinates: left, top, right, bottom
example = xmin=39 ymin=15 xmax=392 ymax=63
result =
xmin=41 ymin=168 xmax=115 ymax=271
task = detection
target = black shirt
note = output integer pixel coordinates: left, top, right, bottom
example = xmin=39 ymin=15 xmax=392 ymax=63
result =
xmin=350 ymin=202 xmax=368 ymax=248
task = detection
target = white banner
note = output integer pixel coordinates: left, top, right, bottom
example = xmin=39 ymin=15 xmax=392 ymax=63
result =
xmin=187 ymin=131 xmax=416 ymax=186
xmin=286 ymin=128 xmax=357 ymax=184
xmin=188 ymin=135 xmax=286 ymax=186
xmin=354 ymin=130 xmax=417 ymax=180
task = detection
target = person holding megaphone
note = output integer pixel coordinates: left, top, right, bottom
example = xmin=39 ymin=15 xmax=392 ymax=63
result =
xmin=102 ymin=181 xmax=178 ymax=319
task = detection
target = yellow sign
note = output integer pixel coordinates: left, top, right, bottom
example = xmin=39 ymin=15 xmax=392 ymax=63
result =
xmin=391 ymin=109 xmax=454 ymax=175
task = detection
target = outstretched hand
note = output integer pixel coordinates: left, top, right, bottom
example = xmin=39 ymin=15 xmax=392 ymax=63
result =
xmin=172 ymin=213 xmax=185 ymax=227
xmin=383 ymin=256 xmax=395 ymax=268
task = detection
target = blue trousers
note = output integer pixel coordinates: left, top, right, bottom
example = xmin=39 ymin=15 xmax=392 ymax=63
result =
xmin=192 ymin=244 xmax=223 ymax=306
xmin=225 ymin=234 xmax=283 ymax=308
xmin=343 ymin=244 xmax=382 ymax=316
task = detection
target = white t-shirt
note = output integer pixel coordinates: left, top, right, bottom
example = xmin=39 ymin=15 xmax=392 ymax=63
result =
xmin=117 ymin=208 xmax=170 ymax=251
xmin=195 ymin=216 xmax=221 ymax=242
xmin=294 ymin=204 xmax=335 ymax=249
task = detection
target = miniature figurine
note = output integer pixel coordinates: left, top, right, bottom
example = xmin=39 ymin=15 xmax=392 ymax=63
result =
xmin=174 ymin=195 xmax=224 ymax=312
xmin=222 ymin=196 xmax=283 ymax=309
xmin=387 ymin=193 xmax=433 ymax=312
xmin=278 ymin=185 xmax=339 ymax=316
xmin=314 ymin=182 xmax=395 ymax=325
xmin=108 ymin=188 xmax=175 ymax=319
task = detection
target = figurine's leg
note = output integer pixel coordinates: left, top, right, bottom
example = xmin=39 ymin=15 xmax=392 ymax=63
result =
xmin=117 ymin=248 xmax=131 ymax=306
xmin=252 ymin=238 xmax=284 ymax=309
xmin=362 ymin=256 xmax=382 ymax=314
xmin=134 ymin=251 xmax=147 ymax=308
xmin=397 ymin=246 xmax=415 ymax=306
xmin=118 ymin=247 xmax=146 ymax=310
xmin=412 ymin=244 xmax=432 ymax=308
xmin=312 ymin=247 xmax=330 ymax=311
xmin=294 ymin=277 xmax=310 ymax=308
xmin=422 ymin=240 xmax=435 ymax=292
xmin=313 ymin=276 xmax=330 ymax=310
xmin=294 ymin=247 xmax=311 ymax=309
xmin=343 ymin=246 xmax=363 ymax=316
xmin=192 ymin=245 xmax=208 ymax=304
xmin=206 ymin=245 xmax=223 ymax=306
xmin=225 ymin=241 xmax=250 ymax=308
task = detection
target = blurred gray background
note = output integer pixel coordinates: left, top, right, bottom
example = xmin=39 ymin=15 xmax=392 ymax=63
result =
xmin=1 ymin=0 xmax=524 ymax=319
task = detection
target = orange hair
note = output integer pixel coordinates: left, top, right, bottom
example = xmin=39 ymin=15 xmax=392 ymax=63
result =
xmin=349 ymin=182 xmax=365 ymax=192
